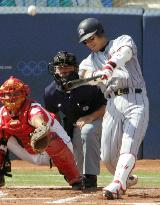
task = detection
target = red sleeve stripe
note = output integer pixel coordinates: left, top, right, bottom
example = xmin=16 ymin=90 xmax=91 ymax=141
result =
xmin=108 ymin=61 xmax=117 ymax=68
xmin=103 ymin=64 xmax=113 ymax=71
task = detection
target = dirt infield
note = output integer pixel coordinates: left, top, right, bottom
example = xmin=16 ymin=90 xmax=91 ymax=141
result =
xmin=1 ymin=187 xmax=160 ymax=205
xmin=0 ymin=160 xmax=160 ymax=205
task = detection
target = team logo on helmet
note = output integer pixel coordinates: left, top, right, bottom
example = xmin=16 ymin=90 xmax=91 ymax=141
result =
xmin=79 ymin=28 xmax=85 ymax=35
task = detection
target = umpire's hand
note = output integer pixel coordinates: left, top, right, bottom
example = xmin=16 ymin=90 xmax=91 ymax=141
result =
xmin=75 ymin=115 xmax=94 ymax=129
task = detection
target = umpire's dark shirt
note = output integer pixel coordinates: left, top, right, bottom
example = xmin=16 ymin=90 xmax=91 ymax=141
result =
xmin=44 ymin=81 xmax=106 ymax=138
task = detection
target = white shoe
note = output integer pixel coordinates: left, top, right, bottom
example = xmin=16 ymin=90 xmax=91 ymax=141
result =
xmin=120 ymin=175 xmax=138 ymax=196
xmin=103 ymin=175 xmax=138 ymax=200
xmin=102 ymin=180 xmax=123 ymax=200
xmin=127 ymin=175 xmax=138 ymax=188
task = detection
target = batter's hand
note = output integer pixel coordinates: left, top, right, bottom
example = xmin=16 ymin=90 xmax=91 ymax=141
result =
xmin=75 ymin=116 xmax=93 ymax=129
xmin=93 ymin=64 xmax=114 ymax=80
xmin=93 ymin=70 xmax=108 ymax=80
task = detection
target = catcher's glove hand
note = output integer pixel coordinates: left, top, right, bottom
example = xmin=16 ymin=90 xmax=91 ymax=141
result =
xmin=30 ymin=123 xmax=51 ymax=153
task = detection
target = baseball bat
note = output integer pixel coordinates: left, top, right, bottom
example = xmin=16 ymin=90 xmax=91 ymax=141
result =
xmin=65 ymin=75 xmax=103 ymax=91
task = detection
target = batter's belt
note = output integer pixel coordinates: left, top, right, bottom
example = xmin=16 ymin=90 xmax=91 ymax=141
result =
xmin=108 ymin=88 xmax=142 ymax=98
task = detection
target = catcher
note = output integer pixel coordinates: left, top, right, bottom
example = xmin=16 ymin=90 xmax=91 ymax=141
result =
xmin=0 ymin=76 xmax=83 ymax=189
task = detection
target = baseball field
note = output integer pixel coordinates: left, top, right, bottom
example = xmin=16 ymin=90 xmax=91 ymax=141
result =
xmin=0 ymin=160 xmax=160 ymax=205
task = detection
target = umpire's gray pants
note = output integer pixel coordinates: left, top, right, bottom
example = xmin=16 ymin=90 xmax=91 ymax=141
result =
xmin=72 ymin=118 xmax=102 ymax=175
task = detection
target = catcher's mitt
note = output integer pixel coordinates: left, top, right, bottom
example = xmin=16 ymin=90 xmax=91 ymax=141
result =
xmin=30 ymin=123 xmax=50 ymax=153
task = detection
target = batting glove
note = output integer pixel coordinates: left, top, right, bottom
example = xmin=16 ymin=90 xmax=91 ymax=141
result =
xmin=93 ymin=62 xmax=115 ymax=80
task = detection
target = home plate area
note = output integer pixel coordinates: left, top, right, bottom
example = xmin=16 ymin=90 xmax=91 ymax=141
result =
xmin=0 ymin=187 xmax=160 ymax=205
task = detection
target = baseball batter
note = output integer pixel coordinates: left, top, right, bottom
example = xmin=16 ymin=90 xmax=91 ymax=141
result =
xmin=77 ymin=18 xmax=149 ymax=199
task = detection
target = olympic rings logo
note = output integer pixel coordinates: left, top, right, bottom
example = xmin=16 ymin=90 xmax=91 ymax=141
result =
xmin=17 ymin=61 xmax=48 ymax=76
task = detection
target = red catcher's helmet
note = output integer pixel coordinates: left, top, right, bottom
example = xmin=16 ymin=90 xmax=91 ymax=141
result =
xmin=0 ymin=76 xmax=30 ymax=114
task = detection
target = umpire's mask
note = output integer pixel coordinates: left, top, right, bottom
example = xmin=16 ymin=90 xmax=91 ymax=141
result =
xmin=48 ymin=51 xmax=79 ymax=90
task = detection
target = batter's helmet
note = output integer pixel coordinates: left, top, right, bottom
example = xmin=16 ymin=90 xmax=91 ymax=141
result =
xmin=78 ymin=18 xmax=104 ymax=43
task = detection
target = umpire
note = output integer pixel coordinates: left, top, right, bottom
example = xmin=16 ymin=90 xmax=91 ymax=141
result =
xmin=44 ymin=51 xmax=106 ymax=189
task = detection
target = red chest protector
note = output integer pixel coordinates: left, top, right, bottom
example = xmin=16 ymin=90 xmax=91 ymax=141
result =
xmin=0 ymin=99 xmax=36 ymax=153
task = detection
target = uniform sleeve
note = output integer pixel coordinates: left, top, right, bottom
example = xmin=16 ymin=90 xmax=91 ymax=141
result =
xmin=44 ymin=87 xmax=59 ymax=114
xmin=112 ymin=35 xmax=137 ymax=55
xmin=28 ymin=104 xmax=50 ymax=124
xmin=44 ymin=94 xmax=59 ymax=114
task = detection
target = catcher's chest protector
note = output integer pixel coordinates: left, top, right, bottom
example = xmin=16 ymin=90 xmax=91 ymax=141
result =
xmin=0 ymin=100 xmax=34 ymax=147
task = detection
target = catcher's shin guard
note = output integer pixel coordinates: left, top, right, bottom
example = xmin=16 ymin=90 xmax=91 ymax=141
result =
xmin=46 ymin=137 xmax=81 ymax=186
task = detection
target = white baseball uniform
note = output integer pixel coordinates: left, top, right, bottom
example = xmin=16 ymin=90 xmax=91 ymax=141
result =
xmin=79 ymin=35 xmax=149 ymax=177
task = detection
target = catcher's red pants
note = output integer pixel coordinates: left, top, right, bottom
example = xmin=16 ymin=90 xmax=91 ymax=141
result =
xmin=46 ymin=137 xmax=81 ymax=185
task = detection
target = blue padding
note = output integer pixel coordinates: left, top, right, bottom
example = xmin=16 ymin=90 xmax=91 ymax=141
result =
xmin=0 ymin=8 xmax=143 ymax=108
xmin=101 ymin=0 xmax=112 ymax=7
xmin=143 ymin=10 xmax=160 ymax=158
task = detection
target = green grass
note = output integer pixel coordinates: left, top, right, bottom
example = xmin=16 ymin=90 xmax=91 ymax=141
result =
xmin=6 ymin=169 xmax=68 ymax=186
xmin=4 ymin=168 xmax=160 ymax=188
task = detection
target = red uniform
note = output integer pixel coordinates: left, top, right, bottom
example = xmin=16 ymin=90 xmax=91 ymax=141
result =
xmin=0 ymin=99 xmax=55 ymax=153
xmin=0 ymin=99 xmax=81 ymax=186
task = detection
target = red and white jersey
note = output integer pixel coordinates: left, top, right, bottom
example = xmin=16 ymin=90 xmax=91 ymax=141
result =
xmin=0 ymin=99 xmax=71 ymax=154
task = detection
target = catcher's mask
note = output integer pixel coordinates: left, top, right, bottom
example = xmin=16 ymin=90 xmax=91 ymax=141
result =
xmin=0 ymin=76 xmax=30 ymax=113
xmin=48 ymin=51 xmax=79 ymax=90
